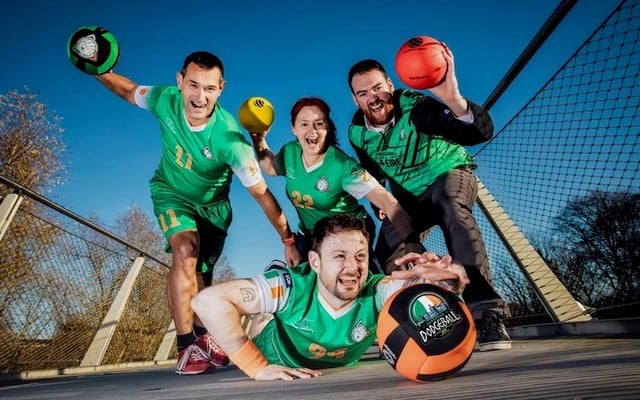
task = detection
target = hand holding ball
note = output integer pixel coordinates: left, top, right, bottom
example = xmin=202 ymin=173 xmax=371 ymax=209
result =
xmin=377 ymin=283 xmax=476 ymax=382
xmin=67 ymin=26 xmax=120 ymax=75
xmin=238 ymin=97 xmax=275 ymax=134
xmin=395 ymin=36 xmax=448 ymax=90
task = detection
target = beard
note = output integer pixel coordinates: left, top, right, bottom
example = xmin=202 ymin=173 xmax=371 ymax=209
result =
xmin=363 ymin=97 xmax=394 ymax=127
xmin=318 ymin=272 xmax=363 ymax=302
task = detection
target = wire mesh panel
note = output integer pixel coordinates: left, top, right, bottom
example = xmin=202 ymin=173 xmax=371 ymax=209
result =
xmin=0 ymin=198 xmax=171 ymax=374
xmin=101 ymin=264 xmax=170 ymax=365
xmin=470 ymin=0 xmax=639 ymax=321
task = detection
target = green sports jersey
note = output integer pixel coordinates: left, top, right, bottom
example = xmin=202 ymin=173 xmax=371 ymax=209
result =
xmin=274 ymin=142 xmax=378 ymax=234
xmin=251 ymin=263 xmax=391 ymax=368
xmin=136 ymin=85 xmax=262 ymax=206
xmin=348 ymin=89 xmax=474 ymax=203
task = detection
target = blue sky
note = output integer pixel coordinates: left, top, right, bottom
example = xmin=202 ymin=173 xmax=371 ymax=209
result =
xmin=0 ymin=0 xmax=618 ymax=277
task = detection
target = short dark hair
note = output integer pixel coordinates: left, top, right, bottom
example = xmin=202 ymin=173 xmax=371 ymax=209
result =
xmin=347 ymin=59 xmax=387 ymax=93
xmin=181 ymin=51 xmax=224 ymax=77
xmin=290 ymin=97 xmax=338 ymax=150
xmin=310 ymin=215 xmax=369 ymax=252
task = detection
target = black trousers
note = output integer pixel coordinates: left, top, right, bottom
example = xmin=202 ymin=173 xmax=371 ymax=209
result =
xmin=375 ymin=167 xmax=509 ymax=319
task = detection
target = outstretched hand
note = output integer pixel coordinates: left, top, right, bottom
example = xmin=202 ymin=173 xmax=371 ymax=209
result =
xmin=391 ymin=251 xmax=469 ymax=294
xmin=254 ymin=364 xmax=321 ymax=381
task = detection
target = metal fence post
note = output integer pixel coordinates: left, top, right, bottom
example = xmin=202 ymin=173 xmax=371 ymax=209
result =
xmin=81 ymin=256 xmax=146 ymax=366
xmin=0 ymin=193 xmax=23 ymax=242
xmin=476 ymin=180 xmax=592 ymax=322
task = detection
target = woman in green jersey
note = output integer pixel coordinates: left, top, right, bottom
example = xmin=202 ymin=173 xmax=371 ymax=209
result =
xmin=250 ymin=97 xmax=423 ymax=271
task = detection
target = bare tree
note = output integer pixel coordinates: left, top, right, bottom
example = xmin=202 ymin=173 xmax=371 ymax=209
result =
xmin=553 ymin=190 xmax=640 ymax=307
xmin=211 ymin=255 xmax=237 ymax=283
xmin=43 ymin=214 xmax=130 ymax=368
xmin=113 ymin=204 xmax=168 ymax=263
xmin=0 ymin=88 xmax=67 ymax=193
xmin=0 ymin=89 xmax=68 ymax=371
xmin=0 ymin=88 xmax=68 ymax=310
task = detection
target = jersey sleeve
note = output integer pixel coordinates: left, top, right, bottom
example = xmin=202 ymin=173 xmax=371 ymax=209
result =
xmin=342 ymin=157 xmax=379 ymax=199
xmin=134 ymin=85 xmax=164 ymax=112
xmin=227 ymin=140 xmax=265 ymax=187
xmin=251 ymin=269 xmax=293 ymax=314
xmin=374 ymin=276 xmax=407 ymax=312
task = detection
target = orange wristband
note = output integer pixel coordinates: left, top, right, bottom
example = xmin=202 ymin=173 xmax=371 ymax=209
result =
xmin=282 ymin=235 xmax=295 ymax=245
xmin=229 ymin=340 xmax=268 ymax=379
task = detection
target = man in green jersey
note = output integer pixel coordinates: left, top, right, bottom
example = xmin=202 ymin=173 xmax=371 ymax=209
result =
xmin=91 ymin=51 xmax=300 ymax=375
xmin=346 ymin=47 xmax=511 ymax=351
xmin=192 ymin=214 xmax=469 ymax=381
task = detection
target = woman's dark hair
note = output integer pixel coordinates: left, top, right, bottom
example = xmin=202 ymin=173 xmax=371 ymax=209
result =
xmin=290 ymin=97 xmax=338 ymax=150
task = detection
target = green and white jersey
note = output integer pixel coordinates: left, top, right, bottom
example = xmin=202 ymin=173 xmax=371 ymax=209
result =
xmin=274 ymin=142 xmax=378 ymax=234
xmin=135 ymin=85 xmax=263 ymax=206
xmin=251 ymin=263 xmax=406 ymax=369
xmin=348 ymin=89 xmax=475 ymax=203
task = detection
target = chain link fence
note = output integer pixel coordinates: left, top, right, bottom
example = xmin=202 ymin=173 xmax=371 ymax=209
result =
xmin=0 ymin=191 xmax=173 ymax=374
xmin=424 ymin=0 xmax=639 ymax=323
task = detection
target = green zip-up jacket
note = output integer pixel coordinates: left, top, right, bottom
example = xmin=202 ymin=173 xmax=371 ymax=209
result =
xmin=348 ymin=89 xmax=493 ymax=208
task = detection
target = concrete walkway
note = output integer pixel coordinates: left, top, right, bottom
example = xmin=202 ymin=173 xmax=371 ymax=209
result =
xmin=1 ymin=339 xmax=639 ymax=400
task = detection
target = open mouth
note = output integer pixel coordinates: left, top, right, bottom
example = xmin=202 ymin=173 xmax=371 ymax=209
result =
xmin=338 ymin=276 xmax=358 ymax=286
xmin=369 ymin=101 xmax=384 ymax=115
xmin=305 ymin=136 xmax=320 ymax=147
xmin=190 ymin=101 xmax=207 ymax=111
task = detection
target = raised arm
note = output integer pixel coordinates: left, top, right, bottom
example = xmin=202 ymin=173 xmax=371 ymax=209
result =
xmin=410 ymin=45 xmax=494 ymax=145
xmin=94 ymin=70 xmax=138 ymax=105
xmin=246 ymin=180 xmax=301 ymax=266
xmin=249 ymin=132 xmax=278 ymax=176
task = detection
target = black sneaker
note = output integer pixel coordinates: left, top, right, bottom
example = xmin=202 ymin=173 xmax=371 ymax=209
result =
xmin=476 ymin=310 xmax=512 ymax=351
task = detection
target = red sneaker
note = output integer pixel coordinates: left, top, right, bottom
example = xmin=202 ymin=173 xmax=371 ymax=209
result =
xmin=176 ymin=344 xmax=215 ymax=375
xmin=195 ymin=333 xmax=230 ymax=367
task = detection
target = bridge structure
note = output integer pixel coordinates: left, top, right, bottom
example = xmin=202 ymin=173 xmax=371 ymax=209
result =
xmin=0 ymin=1 xmax=638 ymax=398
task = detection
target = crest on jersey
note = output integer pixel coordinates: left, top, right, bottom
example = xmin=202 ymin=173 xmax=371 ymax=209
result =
xmin=351 ymin=320 xmax=371 ymax=342
xmin=292 ymin=318 xmax=313 ymax=332
xmin=202 ymin=146 xmax=214 ymax=160
xmin=315 ymin=176 xmax=330 ymax=192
